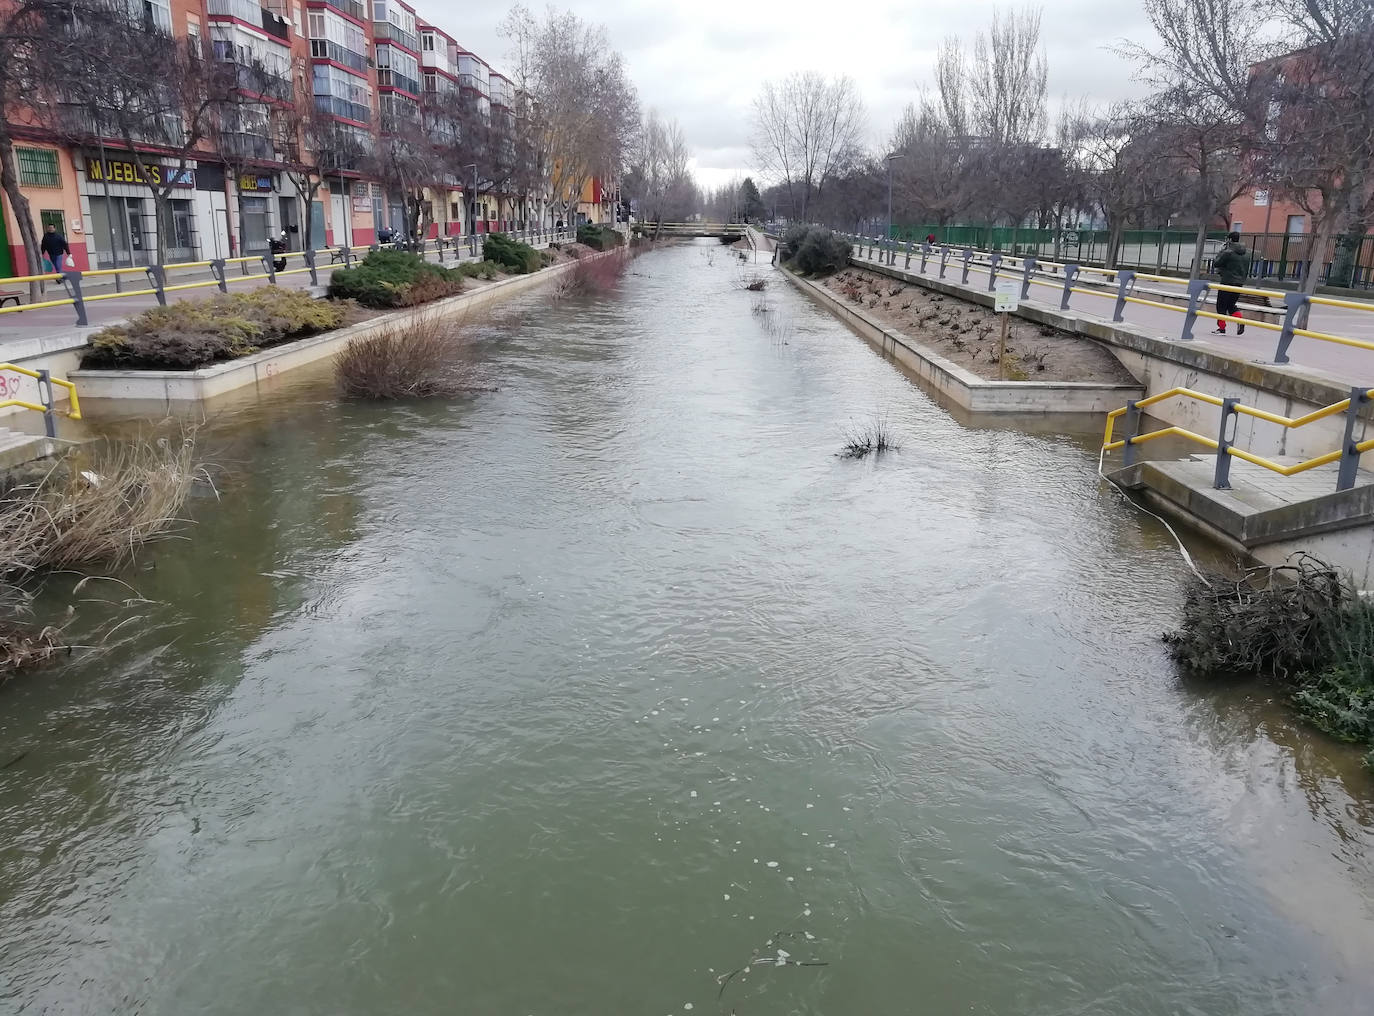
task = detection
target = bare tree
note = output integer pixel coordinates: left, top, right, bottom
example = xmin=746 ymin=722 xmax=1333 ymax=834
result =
xmin=624 ymin=110 xmax=694 ymax=228
xmin=750 ymin=71 xmax=866 ymax=221
xmin=501 ymin=5 xmax=639 ymax=229
xmin=1130 ymin=0 xmax=1374 ymax=294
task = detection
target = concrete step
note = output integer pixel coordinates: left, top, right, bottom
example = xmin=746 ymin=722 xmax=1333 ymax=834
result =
xmin=0 ymin=428 xmax=60 ymax=471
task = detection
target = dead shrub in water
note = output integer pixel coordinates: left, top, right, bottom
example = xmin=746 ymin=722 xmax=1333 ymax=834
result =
xmin=334 ymin=314 xmax=487 ymax=398
xmin=839 ymin=414 xmax=901 ymax=459
xmin=554 ymin=250 xmax=630 ymax=299
xmin=0 ymin=431 xmax=200 ymax=576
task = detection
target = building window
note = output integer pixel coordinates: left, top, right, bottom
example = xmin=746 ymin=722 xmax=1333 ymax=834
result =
xmin=1286 ymin=215 xmax=1306 ymax=235
xmin=422 ymin=31 xmax=434 ymax=51
xmin=17 ymin=147 xmax=60 ymax=188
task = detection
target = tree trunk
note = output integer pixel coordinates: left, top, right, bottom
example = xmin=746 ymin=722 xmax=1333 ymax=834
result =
xmin=0 ymin=132 xmax=44 ymax=301
xmin=1105 ymin=220 xmax=1124 ymax=270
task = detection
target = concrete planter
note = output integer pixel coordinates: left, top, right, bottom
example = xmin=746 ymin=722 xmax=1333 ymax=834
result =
xmin=784 ymin=269 xmax=1143 ymax=414
xmin=70 ymin=253 xmax=602 ymax=406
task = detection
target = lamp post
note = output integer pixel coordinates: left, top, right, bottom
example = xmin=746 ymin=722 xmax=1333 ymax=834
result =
xmin=886 ymin=153 xmax=903 ymax=259
xmin=462 ymin=163 xmax=478 ymax=256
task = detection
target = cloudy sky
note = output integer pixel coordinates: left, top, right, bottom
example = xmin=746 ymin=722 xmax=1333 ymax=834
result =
xmin=420 ymin=1 xmax=1161 ymax=189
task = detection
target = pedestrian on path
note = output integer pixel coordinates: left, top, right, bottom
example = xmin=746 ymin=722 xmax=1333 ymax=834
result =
xmin=1212 ymin=231 xmax=1250 ymax=336
xmin=40 ymin=224 xmax=71 ymax=274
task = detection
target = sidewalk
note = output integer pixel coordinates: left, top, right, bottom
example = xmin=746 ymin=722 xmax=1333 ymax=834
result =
xmin=849 ymin=246 xmax=1374 ymax=384
xmin=0 ymin=238 xmax=542 ymax=351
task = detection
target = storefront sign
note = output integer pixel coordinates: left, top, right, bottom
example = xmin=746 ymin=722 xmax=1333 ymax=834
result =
xmin=351 ymin=191 xmax=371 ymax=213
xmin=237 ymin=173 xmax=276 ymax=192
xmin=85 ymin=157 xmax=193 ymax=188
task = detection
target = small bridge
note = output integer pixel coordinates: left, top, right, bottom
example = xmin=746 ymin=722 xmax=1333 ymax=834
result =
xmin=635 ymin=221 xmax=746 ymax=240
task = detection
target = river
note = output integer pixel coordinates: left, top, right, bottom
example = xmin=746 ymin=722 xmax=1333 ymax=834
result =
xmin=1 ymin=241 xmax=1372 ymax=1015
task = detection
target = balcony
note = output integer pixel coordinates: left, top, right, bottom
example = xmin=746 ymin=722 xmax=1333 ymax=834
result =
xmin=458 ymin=73 xmax=487 ymax=96
xmin=221 ymin=131 xmax=278 ymax=162
xmin=310 ymin=38 xmax=367 ymax=73
xmin=208 ymin=0 xmax=265 ymax=25
xmin=377 ymin=68 xmax=421 ymax=96
xmin=314 ymin=94 xmax=371 ymax=124
xmin=373 ymin=21 xmax=419 ymax=54
xmin=231 ymin=62 xmax=293 ymax=102
xmin=261 ymin=7 xmax=289 ymax=41
xmin=318 ymin=0 xmax=366 ymax=22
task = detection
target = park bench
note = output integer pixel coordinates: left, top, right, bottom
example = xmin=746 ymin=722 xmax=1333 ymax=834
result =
xmin=0 ymin=291 xmax=21 ymax=309
xmin=329 ymin=248 xmax=349 ymax=264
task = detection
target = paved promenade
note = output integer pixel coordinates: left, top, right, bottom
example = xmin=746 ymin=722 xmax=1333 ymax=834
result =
xmin=849 ymin=245 xmax=1374 ymax=384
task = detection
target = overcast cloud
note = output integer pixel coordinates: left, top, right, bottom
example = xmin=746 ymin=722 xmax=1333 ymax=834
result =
xmin=419 ymin=1 xmax=1161 ymax=189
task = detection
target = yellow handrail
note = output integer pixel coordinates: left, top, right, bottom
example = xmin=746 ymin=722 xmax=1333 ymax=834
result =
xmin=1102 ymin=385 xmax=1374 ymax=484
xmin=0 ymin=362 xmax=82 ymax=420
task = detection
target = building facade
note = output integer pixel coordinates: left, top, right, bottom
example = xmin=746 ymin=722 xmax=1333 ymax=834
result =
xmin=0 ymin=0 xmax=553 ymax=276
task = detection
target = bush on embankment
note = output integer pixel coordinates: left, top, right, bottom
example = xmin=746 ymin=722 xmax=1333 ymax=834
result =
xmin=481 ymin=233 xmax=541 ymax=274
xmin=327 ymin=249 xmax=464 ymax=309
xmin=1164 ymin=554 xmax=1374 ymax=767
xmin=82 ymin=288 xmax=348 ymax=370
xmin=577 ymin=224 xmax=623 ymax=251
xmin=780 ymin=225 xmax=851 ymax=277
xmin=334 ymin=314 xmax=490 ymax=399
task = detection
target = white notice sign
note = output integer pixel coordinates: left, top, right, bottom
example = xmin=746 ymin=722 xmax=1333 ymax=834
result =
xmin=994 ymin=280 xmax=1019 ymax=313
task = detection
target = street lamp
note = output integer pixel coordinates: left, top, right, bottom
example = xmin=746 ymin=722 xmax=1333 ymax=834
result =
xmin=886 ymin=153 xmax=903 ymax=262
xmin=462 ymin=162 xmax=478 ymax=256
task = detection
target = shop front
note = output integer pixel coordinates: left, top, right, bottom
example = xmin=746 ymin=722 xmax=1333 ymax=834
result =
xmin=235 ymin=170 xmax=278 ymax=257
xmin=80 ymin=152 xmax=197 ymax=268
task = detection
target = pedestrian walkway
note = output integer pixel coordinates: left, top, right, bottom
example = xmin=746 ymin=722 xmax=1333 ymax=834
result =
xmin=0 ymin=236 xmax=557 ymax=350
xmin=847 ymin=243 xmax=1374 ymax=383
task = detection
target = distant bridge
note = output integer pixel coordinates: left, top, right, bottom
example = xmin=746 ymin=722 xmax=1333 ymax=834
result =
xmin=634 ymin=221 xmax=747 ymax=240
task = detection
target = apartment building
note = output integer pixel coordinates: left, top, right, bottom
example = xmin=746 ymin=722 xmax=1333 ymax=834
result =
xmin=0 ymin=0 xmax=545 ymax=276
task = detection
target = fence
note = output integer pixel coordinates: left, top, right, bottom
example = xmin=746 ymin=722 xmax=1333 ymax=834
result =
xmin=843 ymin=234 xmax=1374 ymax=367
xmin=887 ymin=225 xmax=1374 ymax=290
xmin=0 ymin=226 xmax=574 ymax=326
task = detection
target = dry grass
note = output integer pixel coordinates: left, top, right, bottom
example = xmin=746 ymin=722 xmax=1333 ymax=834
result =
xmin=0 ymin=433 xmax=200 ymax=577
xmin=554 ymin=249 xmax=630 ymax=299
xmin=334 ymin=313 xmax=489 ymax=399
xmin=839 ymin=414 xmax=901 ymax=459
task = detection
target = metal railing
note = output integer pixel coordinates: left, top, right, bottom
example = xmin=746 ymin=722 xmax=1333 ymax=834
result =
xmin=1102 ymin=386 xmax=1374 ymax=493
xmin=885 ymin=225 xmax=1374 ymax=290
xmin=843 ymin=235 xmax=1374 ymax=367
xmin=0 ymin=363 xmax=82 ymax=437
xmin=0 ymin=228 xmax=576 ymax=325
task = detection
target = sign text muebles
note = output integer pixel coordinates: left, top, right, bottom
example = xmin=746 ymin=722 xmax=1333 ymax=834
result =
xmin=86 ymin=157 xmax=194 ymax=188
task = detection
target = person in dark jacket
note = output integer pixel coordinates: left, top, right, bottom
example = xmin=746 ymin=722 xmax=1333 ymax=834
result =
xmin=1211 ymin=231 xmax=1250 ymax=335
xmin=40 ymin=224 xmax=70 ymax=273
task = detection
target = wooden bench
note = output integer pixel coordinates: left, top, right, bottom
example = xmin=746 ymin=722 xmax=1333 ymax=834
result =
xmin=0 ymin=291 xmax=20 ymax=309
xmin=329 ymin=248 xmax=349 ymax=264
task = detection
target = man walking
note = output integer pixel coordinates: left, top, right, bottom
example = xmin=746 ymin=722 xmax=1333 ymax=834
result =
xmin=40 ymin=223 xmax=70 ymax=274
xmin=1211 ymin=231 xmax=1250 ymax=336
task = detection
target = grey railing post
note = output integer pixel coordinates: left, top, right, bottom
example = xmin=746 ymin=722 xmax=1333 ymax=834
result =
xmin=920 ymin=243 xmax=932 ymax=274
xmin=1020 ymin=257 xmax=1038 ymax=300
xmin=1181 ymin=278 xmax=1210 ymax=339
xmin=261 ymin=252 xmax=277 ymax=285
xmin=1112 ymin=270 xmax=1137 ymax=323
xmin=987 ymin=252 xmax=1002 ymax=291
xmin=1273 ymin=293 xmax=1309 ymax=365
xmin=888 ymin=239 xmax=896 ymax=266
xmin=1213 ymin=397 xmax=1238 ymax=489
xmin=1060 ymin=265 xmax=1079 ymax=310
xmin=1337 ymin=386 xmax=1369 ymax=491
xmin=904 ymin=241 xmax=913 ymax=269
xmin=145 ymin=265 xmax=167 ymax=306
xmin=1121 ymin=400 xmax=1142 ymax=466
xmin=939 ymin=246 xmax=950 ymax=279
xmin=36 ymin=368 xmax=56 ymax=439
xmin=62 ymin=270 xmax=87 ymax=326
xmin=209 ymin=259 xmax=228 ymax=292
xmin=961 ymin=248 xmax=973 ymax=284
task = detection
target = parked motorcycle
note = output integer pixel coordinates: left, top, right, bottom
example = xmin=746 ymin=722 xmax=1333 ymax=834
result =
xmin=269 ymin=231 xmax=289 ymax=272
